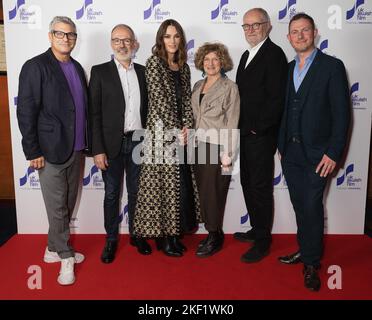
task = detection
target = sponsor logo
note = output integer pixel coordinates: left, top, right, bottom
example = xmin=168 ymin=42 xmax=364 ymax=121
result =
xmin=144 ymin=0 xmax=170 ymax=23
xmin=83 ymin=165 xmax=104 ymax=189
xmin=210 ymin=0 xmax=238 ymax=24
xmin=346 ymin=0 xmax=372 ymax=23
xmin=278 ymin=0 xmax=297 ymax=22
xmin=186 ymin=39 xmax=195 ymax=66
xmin=273 ymin=171 xmax=287 ymax=189
xmin=76 ymin=0 xmax=103 ymax=24
xmin=19 ymin=166 xmax=40 ymax=189
xmin=350 ymin=82 xmax=368 ymax=109
xmin=336 ymin=163 xmax=362 ymax=189
xmin=119 ymin=204 xmax=129 ymax=226
xmin=7 ymin=0 xmax=40 ymax=26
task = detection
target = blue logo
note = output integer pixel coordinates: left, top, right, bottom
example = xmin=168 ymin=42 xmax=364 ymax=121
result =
xmin=119 ymin=204 xmax=129 ymax=226
xmin=240 ymin=211 xmax=249 ymax=225
xmin=83 ymin=165 xmax=104 ymax=189
xmin=350 ymin=82 xmax=368 ymax=109
xmin=144 ymin=0 xmax=170 ymax=22
xmin=346 ymin=0 xmax=372 ymax=23
xmin=76 ymin=0 xmax=103 ymax=23
xmin=320 ymin=39 xmax=328 ymax=52
xmin=278 ymin=0 xmax=297 ymax=21
xmin=336 ymin=163 xmax=362 ymax=188
xmin=7 ymin=0 xmax=36 ymax=23
xmin=14 ymin=96 xmax=18 ymax=107
xmin=211 ymin=0 xmax=238 ymax=23
xmin=186 ymin=39 xmax=195 ymax=65
xmin=19 ymin=166 xmax=40 ymax=188
xmin=273 ymin=171 xmax=287 ymax=188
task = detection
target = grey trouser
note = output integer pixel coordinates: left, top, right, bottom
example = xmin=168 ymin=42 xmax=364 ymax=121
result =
xmin=38 ymin=151 xmax=82 ymax=259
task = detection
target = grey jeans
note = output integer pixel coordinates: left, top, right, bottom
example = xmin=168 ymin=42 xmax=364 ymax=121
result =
xmin=38 ymin=151 xmax=82 ymax=259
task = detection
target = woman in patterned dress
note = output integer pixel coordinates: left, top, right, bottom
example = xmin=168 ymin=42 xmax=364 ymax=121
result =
xmin=133 ymin=19 xmax=200 ymax=257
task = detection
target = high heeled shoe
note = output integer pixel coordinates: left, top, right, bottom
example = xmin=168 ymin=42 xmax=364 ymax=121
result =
xmin=155 ymin=237 xmax=183 ymax=257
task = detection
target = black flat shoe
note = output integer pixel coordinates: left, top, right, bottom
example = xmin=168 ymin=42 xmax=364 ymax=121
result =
xmin=101 ymin=240 xmax=118 ymax=264
xmin=195 ymin=232 xmax=224 ymax=258
xmin=170 ymin=236 xmax=187 ymax=252
xmin=130 ymin=237 xmax=152 ymax=255
xmin=278 ymin=251 xmax=301 ymax=264
xmin=155 ymin=237 xmax=183 ymax=257
xmin=303 ymin=265 xmax=321 ymax=291
xmin=240 ymin=244 xmax=269 ymax=263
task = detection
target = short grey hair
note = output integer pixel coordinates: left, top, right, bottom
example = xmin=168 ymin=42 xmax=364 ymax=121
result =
xmin=49 ymin=16 xmax=77 ymax=33
xmin=245 ymin=8 xmax=271 ymax=24
xmin=111 ymin=24 xmax=136 ymax=40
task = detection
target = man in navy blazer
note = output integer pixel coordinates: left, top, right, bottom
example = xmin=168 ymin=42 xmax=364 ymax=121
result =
xmin=88 ymin=24 xmax=149 ymax=263
xmin=278 ymin=13 xmax=350 ymax=291
xmin=17 ymin=16 xmax=88 ymax=286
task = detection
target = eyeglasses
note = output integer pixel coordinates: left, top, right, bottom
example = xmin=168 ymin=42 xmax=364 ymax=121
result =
xmin=241 ymin=21 xmax=268 ymax=31
xmin=52 ymin=30 xmax=77 ymax=40
xmin=111 ymin=38 xmax=134 ymax=46
xmin=289 ymin=27 xmax=313 ymax=36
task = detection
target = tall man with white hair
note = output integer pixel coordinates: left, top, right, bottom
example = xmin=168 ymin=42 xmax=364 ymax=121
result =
xmin=89 ymin=24 xmax=149 ymax=263
xmin=17 ymin=16 xmax=88 ymax=285
xmin=234 ymin=8 xmax=288 ymax=262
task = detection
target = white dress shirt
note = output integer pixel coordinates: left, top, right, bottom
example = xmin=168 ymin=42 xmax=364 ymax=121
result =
xmin=114 ymin=58 xmax=142 ymax=133
xmin=245 ymin=37 xmax=268 ymax=68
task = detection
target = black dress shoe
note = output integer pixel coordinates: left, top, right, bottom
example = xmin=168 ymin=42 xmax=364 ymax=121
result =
xmin=303 ymin=265 xmax=321 ymax=291
xmin=101 ymin=240 xmax=118 ymax=264
xmin=233 ymin=229 xmax=255 ymax=243
xmin=155 ymin=237 xmax=183 ymax=257
xmin=278 ymin=251 xmax=301 ymax=264
xmin=241 ymin=244 xmax=270 ymax=263
xmin=196 ymin=231 xmax=224 ymax=258
xmin=130 ymin=237 xmax=152 ymax=255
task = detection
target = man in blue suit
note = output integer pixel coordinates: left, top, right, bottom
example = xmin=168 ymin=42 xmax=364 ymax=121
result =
xmin=277 ymin=13 xmax=350 ymax=291
xmin=17 ymin=16 xmax=88 ymax=286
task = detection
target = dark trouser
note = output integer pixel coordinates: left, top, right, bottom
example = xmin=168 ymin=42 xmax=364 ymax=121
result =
xmin=102 ymin=133 xmax=141 ymax=241
xmin=38 ymin=151 xmax=82 ymax=259
xmin=281 ymin=141 xmax=327 ymax=267
xmin=240 ymin=134 xmax=276 ymax=246
xmin=195 ymin=142 xmax=231 ymax=232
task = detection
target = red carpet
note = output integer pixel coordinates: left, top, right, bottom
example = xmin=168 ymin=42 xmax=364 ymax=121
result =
xmin=0 ymin=234 xmax=371 ymax=300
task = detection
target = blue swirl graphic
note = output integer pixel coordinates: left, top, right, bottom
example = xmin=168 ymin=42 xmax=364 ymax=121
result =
xmin=144 ymin=0 xmax=160 ymax=20
xmin=8 ymin=0 xmax=25 ymax=20
xmin=350 ymin=83 xmax=359 ymax=95
xmin=320 ymin=39 xmax=328 ymax=52
xmin=240 ymin=212 xmax=249 ymax=224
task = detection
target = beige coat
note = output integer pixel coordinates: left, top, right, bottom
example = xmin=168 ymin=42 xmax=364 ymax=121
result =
xmin=191 ymin=77 xmax=240 ymax=158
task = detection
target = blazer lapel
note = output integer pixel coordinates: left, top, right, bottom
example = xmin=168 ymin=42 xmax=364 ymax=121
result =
xmin=244 ymin=37 xmax=272 ymax=73
xmin=108 ymin=59 xmax=126 ymax=110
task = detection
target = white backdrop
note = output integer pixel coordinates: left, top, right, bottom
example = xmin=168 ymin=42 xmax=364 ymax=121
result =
xmin=3 ymin=0 xmax=372 ymax=234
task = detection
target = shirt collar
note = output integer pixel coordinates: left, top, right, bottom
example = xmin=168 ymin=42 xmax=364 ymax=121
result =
xmin=248 ymin=36 xmax=268 ymax=51
xmin=114 ymin=58 xmax=134 ymax=70
xmin=294 ymin=48 xmax=318 ymax=64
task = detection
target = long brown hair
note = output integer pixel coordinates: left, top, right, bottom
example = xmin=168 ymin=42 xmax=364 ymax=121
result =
xmin=152 ymin=19 xmax=187 ymax=67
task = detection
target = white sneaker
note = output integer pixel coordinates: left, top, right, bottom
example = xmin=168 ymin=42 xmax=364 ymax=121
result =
xmin=43 ymin=247 xmax=85 ymax=264
xmin=57 ymin=257 xmax=75 ymax=285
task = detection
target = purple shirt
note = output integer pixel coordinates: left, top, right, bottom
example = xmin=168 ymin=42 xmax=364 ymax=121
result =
xmin=59 ymin=60 xmax=86 ymax=151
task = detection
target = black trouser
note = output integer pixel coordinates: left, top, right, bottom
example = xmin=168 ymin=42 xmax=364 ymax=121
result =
xmin=281 ymin=141 xmax=327 ymax=267
xmin=194 ymin=142 xmax=231 ymax=232
xmin=102 ymin=133 xmax=141 ymax=240
xmin=240 ymin=134 xmax=277 ymax=246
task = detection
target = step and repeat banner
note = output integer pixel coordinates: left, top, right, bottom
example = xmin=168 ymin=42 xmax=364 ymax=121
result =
xmin=3 ymin=0 xmax=371 ymax=234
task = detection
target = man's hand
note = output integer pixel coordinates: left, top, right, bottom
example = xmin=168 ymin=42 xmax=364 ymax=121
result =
xmin=315 ymin=154 xmax=336 ymax=178
xmin=221 ymin=153 xmax=232 ymax=173
xmin=30 ymin=156 xmax=45 ymax=169
xmin=94 ymin=153 xmax=108 ymax=170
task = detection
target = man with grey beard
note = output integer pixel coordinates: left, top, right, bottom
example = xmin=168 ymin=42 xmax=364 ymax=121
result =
xmin=88 ymin=24 xmax=149 ymax=263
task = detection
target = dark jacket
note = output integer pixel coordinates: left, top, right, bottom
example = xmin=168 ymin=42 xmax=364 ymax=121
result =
xmin=278 ymin=49 xmax=350 ymax=164
xmin=17 ymin=48 xmax=88 ymax=164
xmin=88 ymin=60 xmax=148 ymax=159
xmin=236 ymin=37 xmax=288 ymax=136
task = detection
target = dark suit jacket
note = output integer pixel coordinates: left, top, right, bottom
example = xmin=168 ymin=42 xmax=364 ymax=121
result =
xmin=278 ymin=49 xmax=350 ymax=164
xmin=88 ymin=60 xmax=148 ymax=159
xmin=17 ymin=48 xmax=88 ymax=164
xmin=236 ymin=38 xmax=288 ymax=136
